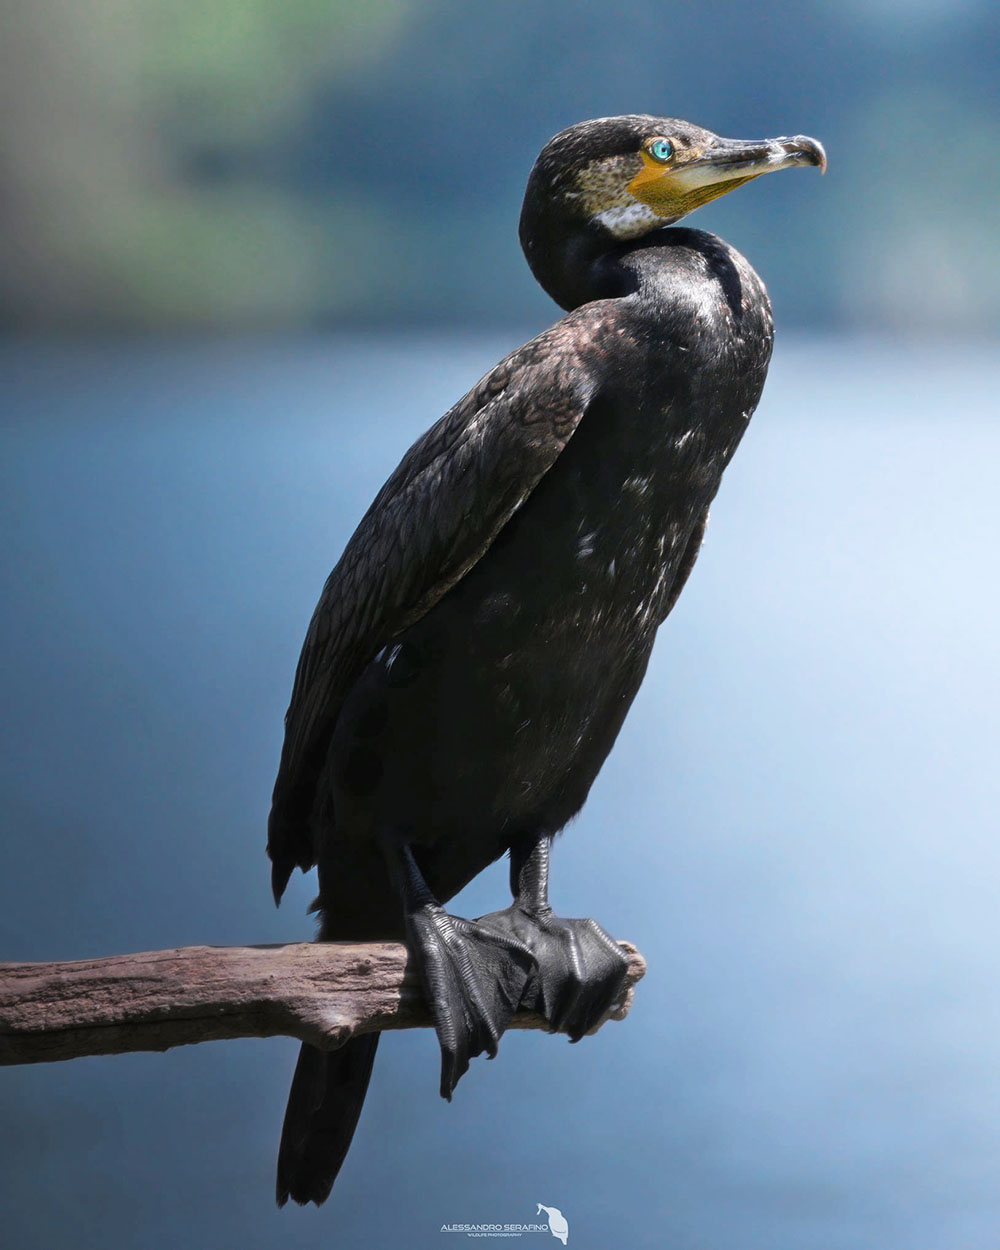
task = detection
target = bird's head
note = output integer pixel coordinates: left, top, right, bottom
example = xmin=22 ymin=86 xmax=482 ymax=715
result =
xmin=520 ymin=114 xmax=825 ymax=306
xmin=524 ymin=114 xmax=825 ymax=241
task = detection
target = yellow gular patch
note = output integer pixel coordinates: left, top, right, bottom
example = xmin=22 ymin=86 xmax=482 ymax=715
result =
xmin=628 ymin=148 xmax=676 ymax=195
xmin=629 ymin=150 xmax=758 ymax=219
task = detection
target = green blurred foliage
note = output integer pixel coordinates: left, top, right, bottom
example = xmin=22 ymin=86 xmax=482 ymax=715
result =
xmin=140 ymin=0 xmax=412 ymax=138
xmin=0 ymin=0 xmax=415 ymax=328
xmin=0 ymin=0 xmax=995 ymax=332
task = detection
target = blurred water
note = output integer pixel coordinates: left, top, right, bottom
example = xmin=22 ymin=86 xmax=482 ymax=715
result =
xmin=1 ymin=334 xmax=998 ymax=1249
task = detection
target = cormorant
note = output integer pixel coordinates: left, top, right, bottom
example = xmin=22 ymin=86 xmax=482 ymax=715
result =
xmin=268 ymin=114 xmax=825 ymax=1207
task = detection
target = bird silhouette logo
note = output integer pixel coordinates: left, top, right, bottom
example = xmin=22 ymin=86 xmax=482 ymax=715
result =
xmin=537 ymin=1204 xmax=569 ymax=1245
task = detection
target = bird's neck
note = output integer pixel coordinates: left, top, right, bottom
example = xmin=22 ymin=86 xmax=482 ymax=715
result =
xmin=519 ymin=198 xmax=679 ymax=311
xmin=519 ymin=195 xmax=640 ymax=310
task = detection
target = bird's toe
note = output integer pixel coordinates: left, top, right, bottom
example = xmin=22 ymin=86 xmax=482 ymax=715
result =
xmin=477 ymin=907 xmax=629 ymax=1038
xmin=406 ymin=905 xmax=536 ymax=1100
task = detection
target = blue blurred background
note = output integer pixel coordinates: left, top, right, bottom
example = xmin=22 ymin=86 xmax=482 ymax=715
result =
xmin=1 ymin=2 xmax=999 ymax=1248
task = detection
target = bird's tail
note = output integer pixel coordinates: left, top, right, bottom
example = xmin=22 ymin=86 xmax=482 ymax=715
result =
xmin=275 ymin=1033 xmax=380 ymax=1207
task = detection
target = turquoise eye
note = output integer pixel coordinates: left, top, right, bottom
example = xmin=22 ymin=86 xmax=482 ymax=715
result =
xmin=649 ymin=138 xmax=674 ymax=163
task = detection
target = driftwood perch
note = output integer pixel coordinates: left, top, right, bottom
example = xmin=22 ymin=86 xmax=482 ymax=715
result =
xmin=0 ymin=940 xmax=646 ymax=1066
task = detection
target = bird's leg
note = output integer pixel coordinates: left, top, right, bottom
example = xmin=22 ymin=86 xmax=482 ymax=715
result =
xmin=381 ymin=839 xmax=537 ymax=1100
xmin=477 ymin=836 xmax=630 ymax=1041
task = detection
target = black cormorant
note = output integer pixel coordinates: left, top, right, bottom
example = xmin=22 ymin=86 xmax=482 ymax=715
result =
xmin=268 ymin=114 xmax=825 ymax=1207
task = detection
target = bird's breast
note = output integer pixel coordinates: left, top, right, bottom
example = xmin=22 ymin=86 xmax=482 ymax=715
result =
xmin=328 ymin=327 xmax=767 ymax=863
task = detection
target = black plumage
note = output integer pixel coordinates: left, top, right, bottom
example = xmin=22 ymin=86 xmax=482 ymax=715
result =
xmin=268 ymin=114 xmax=824 ymax=1206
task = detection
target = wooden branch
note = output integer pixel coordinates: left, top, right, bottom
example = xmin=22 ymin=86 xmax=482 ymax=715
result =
xmin=0 ymin=940 xmax=646 ymax=1066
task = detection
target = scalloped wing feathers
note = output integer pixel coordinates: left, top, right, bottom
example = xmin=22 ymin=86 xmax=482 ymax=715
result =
xmin=267 ymin=317 xmax=605 ymax=900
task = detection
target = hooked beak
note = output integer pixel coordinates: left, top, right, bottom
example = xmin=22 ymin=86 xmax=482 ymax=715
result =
xmin=626 ymin=130 xmax=827 ymax=223
xmin=622 ymin=126 xmax=827 ymax=228
xmin=685 ymin=133 xmax=827 ymax=186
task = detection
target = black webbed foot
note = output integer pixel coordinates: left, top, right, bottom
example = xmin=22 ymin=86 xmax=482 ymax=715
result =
xmin=475 ymin=905 xmax=630 ymax=1042
xmin=406 ymin=902 xmax=537 ymax=1099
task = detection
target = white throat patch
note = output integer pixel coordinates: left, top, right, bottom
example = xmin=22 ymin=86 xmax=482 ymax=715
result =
xmin=593 ymin=200 xmax=668 ymax=240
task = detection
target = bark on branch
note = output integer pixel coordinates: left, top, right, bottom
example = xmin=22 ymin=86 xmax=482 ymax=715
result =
xmin=0 ymin=940 xmax=646 ymax=1066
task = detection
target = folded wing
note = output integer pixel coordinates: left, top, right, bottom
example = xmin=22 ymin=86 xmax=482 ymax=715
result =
xmin=267 ymin=321 xmax=604 ymax=902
